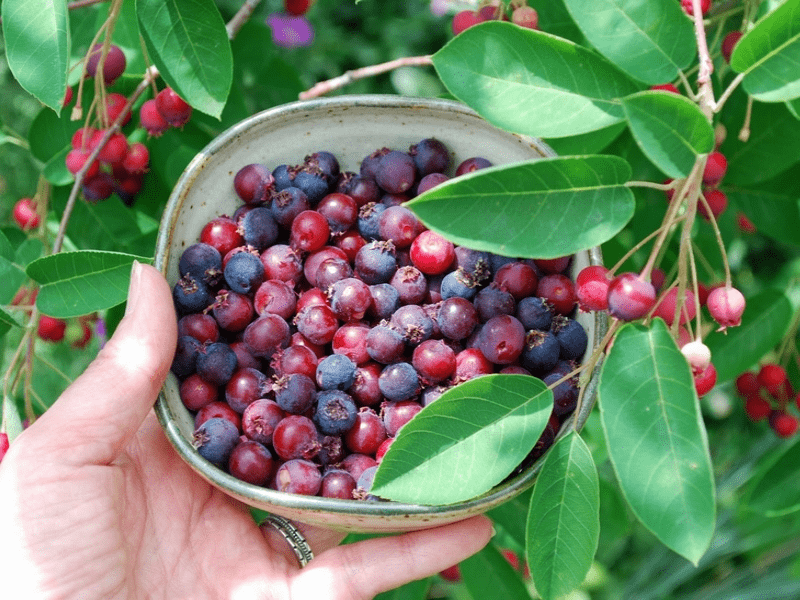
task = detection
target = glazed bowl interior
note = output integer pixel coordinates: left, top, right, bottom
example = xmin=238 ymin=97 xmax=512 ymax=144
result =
xmin=154 ymin=95 xmax=606 ymax=532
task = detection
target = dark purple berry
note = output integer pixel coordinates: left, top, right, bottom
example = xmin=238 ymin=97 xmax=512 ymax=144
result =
xmin=320 ymin=469 xmax=357 ymax=499
xmin=179 ymin=243 xmax=223 ymax=287
xmin=475 ymin=315 xmax=525 ymax=365
xmin=224 ymin=251 xmax=265 ymax=295
xmin=196 ymin=342 xmax=238 ymax=386
xmin=172 ymin=274 xmax=213 ymax=314
xmin=270 ymin=187 xmax=310 ymax=228
xmin=240 ymin=207 xmax=279 ymax=251
xmin=274 ymin=373 xmax=317 ymax=414
xmin=379 ymin=362 xmax=420 ymax=402
xmin=316 ymin=354 xmax=358 ymax=391
xmin=368 ymin=283 xmax=401 ymax=321
xmin=193 ymin=417 xmax=240 ymax=466
xmin=355 ymin=240 xmax=397 ymax=284
xmin=234 ymin=163 xmax=275 ymax=205
xmin=409 ymin=138 xmax=450 ymax=176
xmin=520 ymin=330 xmax=560 ymax=374
xmin=314 ymin=390 xmax=358 ymax=436
xmin=438 ymin=297 xmax=479 ymax=341
xmin=516 ymin=296 xmax=553 ymax=331
xmin=357 ymin=202 xmax=387 ymax=241
xmin=172 ymin=335 xmax=203 ymax=378
xmin=553 ymin=316 xmax=588 ymax=361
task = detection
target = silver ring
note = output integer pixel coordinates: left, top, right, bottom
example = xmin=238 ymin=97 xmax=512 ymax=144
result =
xmin=259 ymin=515 xmax=315 ymax=567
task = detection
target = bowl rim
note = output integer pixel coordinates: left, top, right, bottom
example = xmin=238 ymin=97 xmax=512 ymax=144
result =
xmin=153 ymin=94 xmax=608 ymax=524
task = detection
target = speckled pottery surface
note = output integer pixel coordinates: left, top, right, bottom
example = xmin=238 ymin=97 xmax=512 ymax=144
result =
xmin=154 ymin=95 xmax=608 ymax=533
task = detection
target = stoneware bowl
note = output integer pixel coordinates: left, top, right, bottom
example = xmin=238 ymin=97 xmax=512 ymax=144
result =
xmin=154 ymin=94 xmax=607 ymax=532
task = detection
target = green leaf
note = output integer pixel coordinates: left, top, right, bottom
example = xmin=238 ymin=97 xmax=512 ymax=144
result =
xmin=0 ymin=230 xmax=14 ymax=262
xmin=621 ymin=91 xmax=714 ymax=178
xmin=1 ymin=0 xmax=69 ymax=113
xmin=730 ymin=0 xmax=800 ymax=102
xmin=562 ymin=0 xmax=696 ymax=85
xmin=598 ymin=319 xmax=715 ymax=565
xmin=431 ymin=21 xmax=641 ymax=138
xmin=705 ymin=290 xmax=793 ymax=383
xmin=461 ymin=543 xmax=533 ymax=600
xmin=374 ymin=578 xmax=431 ymax=600
xmin=527 ymin=432 xmax=599 ymax=600
xmin=406 ymin=156 xmax=635 ymax=259
xmin=26 ymin=251 xmax=151 ymax=318
xmin=787 ymin=97 xmax=800 ymax=119
xmin=0 ymin=307 xmax=20 ymax=338
xmin=544 ymin=122 xmax=626 ymax=156
xmin=136 ymin=0 xmax=233 ymax=118
xmin=371 ymin=375 xmax=553 ymax=505
xmin=2 ymin=393 xmax=24 ymax=443
xmin=745 ymin=437 xmax=800 ymax=516
xmin=488 ymin=487 xmax=533 ymax=550
xmin=721 ymin=100 xmax=800 ymax=186
xmin=42 ymin=147 xmax=74 ymax=186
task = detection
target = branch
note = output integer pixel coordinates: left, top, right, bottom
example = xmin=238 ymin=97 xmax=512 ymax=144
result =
xmin=226 ymin=0 xmax=263 ymax=39
xmin=300 ymin=55 xmax=434 ymax=100
xmin=691 ymin=0 xmax=715 ymax=121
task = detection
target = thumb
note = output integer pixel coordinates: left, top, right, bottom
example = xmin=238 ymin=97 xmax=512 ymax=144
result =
xmin=30 ymin=261 xmax=177 ymax=466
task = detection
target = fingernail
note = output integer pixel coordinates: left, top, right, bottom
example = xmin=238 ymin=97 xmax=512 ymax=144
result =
xmin=490 ymin=525 xmax=497 ymax=538
xmin=125 ymin=260 xmax=143 ymax=316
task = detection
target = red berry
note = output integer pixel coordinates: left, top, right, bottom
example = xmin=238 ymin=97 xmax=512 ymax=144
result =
xmin=757 ymin=364 xmax=787 ymax=391
xmin=511 ymin=6 xmax=538 ymax=29
xmin=681 ymin=340 xmax=711 ymax=374
xmin=284 ymin=0 xmax=315 ymax=15
xmin=693 ymin=362 xmax=717 ymax=397
xmin=606 ymin=272 xmax=657 ymax=321
xmin=770 ymin=411 xmax=798 ymax=438
xmin=38 ymin=315 xmax=67 ymax=342
xmin=706 ymin=286 xmax=745 ymax=329
xmin=452 ymin=10 xmax=482 ymax=35
xmin=700 ymin=189 xmax=728 ymax=220
xmin=12 ymin=198 xmax=40 ymax=230
xmin=63 ymin=86 xmax=74 ymax=107
xmin=703 ymin=151 xmax=727 ymax=187
xmin=681 ymin=0 xmax=711 ymax=16
xmin=85 ymin=43 xmax=127 ymax=85
xmin=735 ymin=372 xmax=760 ymax=397
xmin=97 ymin=131 xmax=129 ymax=164
xmin=736 ymin=212 xmax=756 ymax=234
xmin=439 ymin=563 xmax=462 ymax=582
xmin=722 ymin=31 xmax=743 ymax=63
xmin=122 ymin=142 xmax=150 ymax=174
xmin=652 ymin=287 xmax=697 ymax=326
xmin=744 ymin=395 xmax=772 ymax=421
xmin=536 ymin=273 xmax=576 ymax=315
xmin=156 ymin=87 xmax=192 ymax=127
xmin=651 ymin=83 xmax=680 ymax=94
xmin=65 ymin=149 xmax=100 ymax=179
xmin=139 ymin=99 xmax=170 ymax=137
xmin=104 ymin=92 xmax=131 ymax=126
xmin=409 ymin=230 xmax=455 ymax=275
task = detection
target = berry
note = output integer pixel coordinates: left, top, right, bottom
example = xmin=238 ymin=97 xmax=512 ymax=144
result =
xmin=294 ymin=304 xmax=339 ymax=346
xmin=234 ymin=163 xmax=274 ymax=205
xmin=139 ymin=99 xmax=170 ymax=137
xmin=12 ymin=198 xmax=40 ymax=230
xmin=757 ymin=364 xmax=787 ymax=393
xmin=179 ymin=242 xmax=223 ymax=286
xmin=652 ymin=288 xmax=697 ymax=326
xmin=37 ymin=315 xmax=67 ymax=342
xmin=606 ymin=272 xmax=657 ymax=321
xmin=379 ymin=362 xmax=421 ymax=402
xmin=651 ymin=83 xmax=680 ymax=94
xmin=576 ymin=265 xmax=610 ymax=312
xmin=553 ymin=317 xmax=588 ymax=361
xmin=681 ymin=340 xmax=711 ymax=374
xmin=317 ymin=193 xmax=358 ymax=233
xmin=97 ymin=131 xmax=128 ymax=164
xmin=195 ymin=401 xmax=241 ymax=431
xmin=693 ymin=362 xmax=717 ymax=397
xmin=104 ymin=93 xmax=130 ymax=127
xmin=122 ymin=142 xmax=150 ymax=174
xmin=242 ymin=398 xmax=285 ymax=444
xmin=390 ymin=304 xmax=434 ymax=345
xmin=213 ymin=290 xmax=255 ymax=332
xmin=240 ymin=207 xmax=279 ymax=251
xmin=226 ymin=368 xmax=268 ymax=414
xmin=476 ymin=315 xmax=526 ymax=365
xmin=332 ymin=322 xmax=370 ymax=365
xmin=703 ymin=151 xmax=727 ymax=187
xmin=744 ymin=395 xmax=772 ymax=422
xmin=224 ymin=251 xmax=265 ymax=294
xmin=706 ymin=286 xmax=745 ymax=330
xmin=700 ymin=189 xmax=728 ymax=220
xmin=196 ymin=342 xmax=238 ymax=386
xmin=365 ymin=323 xmax=406 ymax=365
xmin=273 ymin=415 xmax=320 ymax=460
xmin=412 ymin=339 xmax=457 ymax=383
xmin=345 ymin=408 xmax=387 ymax=455
xmin=382 ymin=399 xmax=423 ymax=437
xmin=455 ymin=156 xmax=492 ymax=175
xmin=65 ymin=149 xmax=100 ymax=178
xmin=516 ymin=296 xmax=553 ymax=331
xmin=722 ymin=31 xmax=743 ymax=63
xmin=179 ymin=372 xmax=218 ymax=411
xmin=85 ymin=43 xmax=126 ymax=85
xmin=495 ymin=262 xmax=538 ymax=300
xmin=452 ymin=10 xmax=482 ymax=35
xmin=379 ymin=205 xmax=425 ymax=249
xmin=228 ymin=440 xmax=274 ymax=485
xmin=156 ymin=87 xmax=192 ymax=127
xmin=316 ymin=354 xmax=358 ymax=391
xmin=474 ymin=285 xmax=515 ymax=322
xmin=512 ymin=6 xmax=538 ymax=29
xmin=329 ymin=278 xmax=372 ymax=321
xmin=536 ymin=274 xmax=576 ymax=315
xmin=438 ymin=296 xmax=479 ymax=341
xmin=314 ymin=390 xmax=358 ymax=435
xmin=253 ymin=280 xmax=296 ymax=319
xmin=193 ymin=417 xmax=240 ymax=466
xmin=284 ymin=0 xmax=315 ymax=16
xmin=735 ymin=371 xmax=760 ymax=397
xmin=681 ymin=0 xmax=711 ymax=16
xmin=274 ymin=459 xmax=322 ymax=495
xmin=355 ymin=240 xmax=397 ymax=284
xmin=320 ymin=469 xmax=357 ymax=499
xmin=290 ymin=209 xmax=330 ymax=253
xmin=409 ymin=138 xmax=450 ymax=176
xmin=521 ymin=330 xmax=560 ymax=374
xmin=770 ymin=411 xmax=798 ymax=438
xmin=410 ymin=230 xmax=455 ymax=275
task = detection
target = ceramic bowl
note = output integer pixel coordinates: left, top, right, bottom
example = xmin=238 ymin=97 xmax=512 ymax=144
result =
xmin=154 ymin=95 xmax=607 ymax=532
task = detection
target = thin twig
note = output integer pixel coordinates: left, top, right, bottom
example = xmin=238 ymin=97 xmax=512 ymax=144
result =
xmin=226 ymin=0 xmax=263 ymax=39
xmin=300 ymin=55 xmax=434 ymax=100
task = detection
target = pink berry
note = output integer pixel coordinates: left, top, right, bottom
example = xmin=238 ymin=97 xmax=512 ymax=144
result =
xmin=681 ymin=340 xmax=711 ymax=374
xmin=651 ymin=83 xmax=680 ymax=94
xmin=85 ymin=43 xmax=127 ymax=85
xmin=652 ymin=287 xmax=697 ymax=326
xmin=706 ymin=286 xmax=745 ymax=329
xmin=63 ymin=86 xmax=74 ymax=107
xmin=576 ymin=265 xmax=610 ymax=312
xmin=744 ymin=395 xmax=771 ymax=421
xmin=606 ymin=272 xmax=657 ymax=321
xmin=122 ymin=142 xmax=150 ymax=173
xmin=770 ymin=412 xmax=798 ymax=438
xmin=155 ymin=87 xmax=192 ymax=127
xmin=702 ymin=151 xmax=727 ymax=187
xmin=97 ymin=131 xmax=129 ymax=164
xmin=104 ymin=92 xmax=131 ymax=126
xmin=452 ymin=10 xmax=482 ymax=35
xmin=12 ymin=198 xmax=40 ymax=230
xmin=735 ymin=372 xmax=760 ymax=396
xmin=693 ymin=362 xmax=717 ymax=397
xmin=737 ymin=212 xmax=756 ymax=234
xmin=511 ymin=6 xmax=538 ymax=29
xmin=65 ymin=149 xmax=100 ymax=179
xmin=722 ymin=31 xmax=743 ymax=63
xmin=284 ymin=0 xmax=314 ymax=15
xmin=139 ymin=99 xmax=170 ymax=137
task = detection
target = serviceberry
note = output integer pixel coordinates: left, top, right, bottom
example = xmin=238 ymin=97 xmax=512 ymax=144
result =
xmin=606 ymin=272 xmax=657 ymax=321
xmin=707 ymin=286 xmax=745 ymax=329
xmin=193 ymin=417 xmax=240 ymax=466
xmin=156 ymin=87 xmax=192 ymax=127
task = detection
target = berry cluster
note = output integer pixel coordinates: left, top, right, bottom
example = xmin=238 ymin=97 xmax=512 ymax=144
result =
xmin=452 ymin=1 xmax=538 ymax=36
xmin=736 ymin=364 xmax=799 ymax=438
xmin=171 ymin=139 xmax=589 ymax=499
xmin=11 ymin=286 xmax=97 ymax=348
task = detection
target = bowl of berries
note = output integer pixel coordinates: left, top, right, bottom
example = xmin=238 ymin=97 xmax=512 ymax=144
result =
xmin=154 ymin=94 xmax=607 ymax=532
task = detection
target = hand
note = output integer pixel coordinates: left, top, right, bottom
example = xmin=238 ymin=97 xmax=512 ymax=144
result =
xmin=0 ymin=262 xmax=492 ymax=600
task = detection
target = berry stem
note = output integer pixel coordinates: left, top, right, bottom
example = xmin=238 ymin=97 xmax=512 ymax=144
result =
xmin=299 ymin=55 xmax=434 ymax=100
xmin=714 ymin=73 xmax=745 ymax=114
xmin=607 ymin=214 xmax=686 ymax=277
xmin=738 ymin=95 xmax=753 ymax=142
xmin=696 ymin=192 xmax=732 ymax=287
xmin=226 ymin=0 xmax=263 ymax=38
xmin=572 ymin=319 xmax=621 ymax=423
xmin=686 ymin=237 xmax=705 ymax=342
xmin=690 ymin=0 xmax=715 ymax=121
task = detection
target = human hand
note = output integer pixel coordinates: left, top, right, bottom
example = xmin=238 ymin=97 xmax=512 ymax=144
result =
xmin=0 ymin=262 xmax=492 ymax=599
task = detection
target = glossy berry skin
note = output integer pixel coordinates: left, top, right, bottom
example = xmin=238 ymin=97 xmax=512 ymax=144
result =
xmin=375 ymin=151 xmax=417 ymax=194
xmin=228 ymin=440 xmax=274 ymax=485
xmin=409 ymin=138 xmax=450 ymax=176
xmin=242 ymin=398 xmax=285 ymax=445
xmin=412 ymin=339 xmax=457 ymax=383
xmin=320 ymin=469 xmax=357 ymax=499
xmin=476 ymin=315 xmax=526 ymax=365
xmin=273 ymin=415 xmax=321 ymax=460
xmin=576 ymin=265 xmax=610 ymax=312
xmin=703 ymin=151 xmax=727 ymax=187
xmin=85 ymin=43 xmax=126 ymax=85
xmin=195 ymin=401 xmax=241 ymax=431
xmin=495 ymin=262 xmax=538 ymax=300
xmin=243 ymin=313 xmax=291 ymax=358
xmin=201 ymin=216 xmax=244 ymax=258
xmin=156 ymin=87 xmax=192 ymax=127
xmin=693 ymin=362 xmax=717 ymax=397
xmin=355 ymin=241 xmax=397 ymax=284
xmin=769 ymin=411 xmax=798 ymax=438
xmin=410 ymin=230 xmax=455 ymax=275
xmin=606 ymin=272 xmax=657 ymax=321
xmin=744 ymin=395 xmax=772 ymax=422
xmin=382 ymin=400 xmax=423 ymax=437
xmin=179 ymin=242 xmax=223 ymax=286
xmin=294 ymin=304 xmax=339 ymax=346
xmin=379 ymin=206 xmax=425 ymax=249
xmin=122 ymin=143 xmax=150 ymax=174
xmin=13 ymin=198 xmax=40 ymax=230
xmin=234 ymin=163 xmax=274 ymax=205
xmin=735 ymin=371 xmax=760 ymax=396
xmin=536 ymin=274 xmax=576 ymax=315
xmin=438 ymin=297 xmax=479 ymax=341
xmin=193 ymin=417 xmax=240 ymax=466
xmin=290 ymin=210 xmax=330 ymax=253
xmin=757 ymin=364 xmax=786 ymax=393
xmin=344 ymin=408 xmax=387 ymax=455
xmin=706 ymin=286 xmax=745 ymax=329
xmin=274 ymin=459 xmax=322 ymax=495
xmin=139 ymin=99 xmax=170 ymax=137
xmin=38 ymin=315 xmax=67 ymax=342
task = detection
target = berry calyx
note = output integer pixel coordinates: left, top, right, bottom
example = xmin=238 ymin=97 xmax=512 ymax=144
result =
xmin=156 ymin=87 xmax=192 ymax=127
xmin=706 ymin=286 xmax=745 ymax=330
xmin=606 ymin=272 xmax=657 ymax=321
xmin=12 ymin=198 xmax=40 ymax=230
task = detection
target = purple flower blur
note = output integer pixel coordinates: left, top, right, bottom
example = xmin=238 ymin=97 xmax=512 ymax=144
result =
xmin=266 ymin=13 xmax=315 ymax=48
